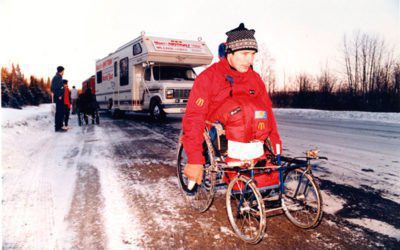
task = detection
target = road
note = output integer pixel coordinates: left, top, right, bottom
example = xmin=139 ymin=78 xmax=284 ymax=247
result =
xmin=2 ymin=110 xmax=399 ymax=248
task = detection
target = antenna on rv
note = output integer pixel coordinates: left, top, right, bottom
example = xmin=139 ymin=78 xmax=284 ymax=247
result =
xmin=197 ymin=36 xmax=202 ymax=41
xmin=141 ymin=31 xmax=146 ymax=36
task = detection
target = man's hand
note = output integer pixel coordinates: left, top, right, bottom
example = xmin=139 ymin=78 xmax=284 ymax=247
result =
xmin=58 ymin=96 xmax=62 ymax=100
xmin=184 ymin=164 xmax=204 ymax=185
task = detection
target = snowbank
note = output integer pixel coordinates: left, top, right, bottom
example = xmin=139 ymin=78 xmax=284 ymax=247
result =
xmin=275 ymin=108 xmax=400 ymax=124
xmin=1 ymin=104 xmax=54 ymax=127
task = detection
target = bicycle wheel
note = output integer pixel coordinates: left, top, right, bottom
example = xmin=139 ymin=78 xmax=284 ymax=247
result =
xmin=226 ymin=175 xmax=266 ymax=244
xmin=282 ymin=169 xmax=323 ymax=229
xmin=176 ymin=142 xmax=216 ymax=213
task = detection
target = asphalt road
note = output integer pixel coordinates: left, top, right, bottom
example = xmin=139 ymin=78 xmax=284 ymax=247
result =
xmin=96 ymin=111 xmax=399 ymax=248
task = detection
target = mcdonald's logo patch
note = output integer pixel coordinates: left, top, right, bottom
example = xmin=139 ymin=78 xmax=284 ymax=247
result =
xmin=195 ymin=98 xmax=204 ymax=107
xmin=257 ymin=121 xmax=266 ymax=130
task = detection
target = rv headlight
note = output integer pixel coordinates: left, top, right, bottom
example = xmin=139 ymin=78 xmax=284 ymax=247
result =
xmin=166 ymin=89 xmax=174 ymax=99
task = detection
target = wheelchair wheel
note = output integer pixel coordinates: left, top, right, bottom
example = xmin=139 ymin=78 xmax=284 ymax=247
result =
xmin=95 ymin=111 xmax=100 ymax=125
xmin=77 ymin=111 xmax=82 ymax=126
xmin=176 ymin=141 xmax=216 ymax=213
xmin=84 ymin=114 xmax=89 ymax=125
xmin=282 ymin=169 xmax=323 ymax=229
xmin=226 ymin=175 xmax=266 ymax=244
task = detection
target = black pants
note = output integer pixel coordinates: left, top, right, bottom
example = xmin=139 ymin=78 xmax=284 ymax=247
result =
xmin=55 ymin=98 xmax=64 ymax=130
xmin=64 ymin=105 xmax=70 ymax=126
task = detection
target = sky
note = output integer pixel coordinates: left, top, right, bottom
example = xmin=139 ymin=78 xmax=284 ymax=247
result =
xmin=0 ymin=0 xmax=399 ymax=89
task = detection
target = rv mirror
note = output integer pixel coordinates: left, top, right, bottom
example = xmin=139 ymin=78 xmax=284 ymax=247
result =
xmin=142 ymin=62 xmax=147 ymax=68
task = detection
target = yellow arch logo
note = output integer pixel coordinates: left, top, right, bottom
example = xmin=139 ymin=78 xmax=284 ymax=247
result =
xmin=196 ymin=98 xmax=204 ymax=107
xmin=257 ymin=121 xmax=265 ymax=130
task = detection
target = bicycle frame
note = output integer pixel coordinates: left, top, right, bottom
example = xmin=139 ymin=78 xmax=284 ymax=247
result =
xmin=206 ymin=125 xmax=327 ymax=213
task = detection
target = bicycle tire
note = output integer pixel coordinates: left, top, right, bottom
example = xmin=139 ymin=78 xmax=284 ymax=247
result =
xmin=282 ymin=168 xmax=323 ymax=229
xmin=226 ymin=175 xmax=267 ymax=244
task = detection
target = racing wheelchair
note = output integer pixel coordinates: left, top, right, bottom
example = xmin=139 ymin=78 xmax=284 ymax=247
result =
xmin=76 ymin=91 xmax=100 ymax=126
xmin=177 ymin=122 xmax=327 ymax=244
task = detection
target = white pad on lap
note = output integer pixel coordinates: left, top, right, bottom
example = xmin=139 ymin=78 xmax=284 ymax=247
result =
xmin=227 ymin=140 xmax=264 ymax=160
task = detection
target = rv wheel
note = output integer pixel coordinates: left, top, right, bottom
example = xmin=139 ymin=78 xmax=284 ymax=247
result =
xmin=150 ymin=101 xmax=166 ymax=121
xmin=111 ymin=109 xmax=124 ymax=119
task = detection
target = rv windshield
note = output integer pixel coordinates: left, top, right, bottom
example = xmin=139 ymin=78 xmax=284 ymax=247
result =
xmin=153 ymin=66 xmax=196 ymax=81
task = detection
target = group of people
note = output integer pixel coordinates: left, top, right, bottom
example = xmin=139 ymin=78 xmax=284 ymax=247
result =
xmin=50 ymin=66 xmax=78 ymax=132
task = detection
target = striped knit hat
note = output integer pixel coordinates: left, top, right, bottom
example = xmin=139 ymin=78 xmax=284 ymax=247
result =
xmin=226 ymin=23 xmax=258 ymax=53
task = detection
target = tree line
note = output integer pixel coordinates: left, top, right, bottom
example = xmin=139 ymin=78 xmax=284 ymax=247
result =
xmin=1 ymin=64 xmax=52 ymax=109
xmin=2 ymin=31 xmax=398 ymax=112
xmin=261 ymin=32 xmax=400 ymax=112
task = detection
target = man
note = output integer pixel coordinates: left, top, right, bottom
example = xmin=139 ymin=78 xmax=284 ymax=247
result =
xmin=51 ymin=66 xmax=66 ymax=132
xmin=182 ymin=23 xmax=281 ymax=188
xmin=63 ymin=80 xmax=71 ymax=128
xmin=71 ymin=85 xmax=78 ymax=114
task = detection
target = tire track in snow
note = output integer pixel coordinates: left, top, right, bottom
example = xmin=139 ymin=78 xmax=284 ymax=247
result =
xmin=78 ymin=121 xmax=145 ymax=247
xmin=66 ymin=163 xmax=107 ymax=249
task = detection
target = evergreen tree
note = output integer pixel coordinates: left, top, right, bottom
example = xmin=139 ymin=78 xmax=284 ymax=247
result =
xmin=1 ymin=82 xmax=10 ymax=107
xmin=1 ymin=64 xmax=52 ymax=108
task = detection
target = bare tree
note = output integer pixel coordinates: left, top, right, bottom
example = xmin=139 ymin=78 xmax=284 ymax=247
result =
xmin=317 ymin=67 xmax=336 ymax=94
xmin=254 ymin=43 xmax=276 ymax=94
xmin=342 ymin=31 xmax=399 ymax=110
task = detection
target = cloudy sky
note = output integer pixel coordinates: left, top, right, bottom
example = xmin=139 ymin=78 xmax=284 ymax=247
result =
xmin=1 ymin=0 xmax=398 ymax=88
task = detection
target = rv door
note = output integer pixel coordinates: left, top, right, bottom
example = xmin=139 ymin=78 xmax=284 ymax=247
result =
xmin=112 ymin=57 xmax=119 ymax=109
xmin=142 ymin=65 xmax=152 ymax=108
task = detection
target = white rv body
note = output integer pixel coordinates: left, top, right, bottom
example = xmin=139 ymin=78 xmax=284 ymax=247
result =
xmin=95 ymin=35 xmax=213 ymax=119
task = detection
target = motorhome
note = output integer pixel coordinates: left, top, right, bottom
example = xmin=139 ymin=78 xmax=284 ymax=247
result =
xmin=95 ymin=33 xmax=213 ymax=120
xmin=82 ymin=75 xmax=95 ymax=94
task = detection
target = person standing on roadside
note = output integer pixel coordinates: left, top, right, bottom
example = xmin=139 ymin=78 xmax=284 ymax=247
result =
xmin=63 ymin=80 xmax=71 ymax=128
xmin=71 ymin=85 xmax=78 ymax=114
xmin=51 ymin=66 xmax=66 ymax=132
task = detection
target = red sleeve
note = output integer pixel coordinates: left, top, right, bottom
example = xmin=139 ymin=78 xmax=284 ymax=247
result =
xmin=182 ymin=72 xmax=212 ymax=164
xmin=256 ymin=75 xmax=282 ymax=153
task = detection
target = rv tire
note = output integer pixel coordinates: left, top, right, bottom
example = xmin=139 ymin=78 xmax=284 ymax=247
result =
xmin=150 ymin=100 xmax=165 ymax=121
xmin=111 ymin=109 xmax=124 ymax=119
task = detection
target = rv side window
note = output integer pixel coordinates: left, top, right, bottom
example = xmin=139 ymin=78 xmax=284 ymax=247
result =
xmin=133 ymin=43 xmax=142 ymax=56
xmin=96 ymin=71 xmax=102 ymax=84
xmin=114 ymin=62 xmax=118 ymax=77
xmin=119 ymin=57 xmax=129 ymax=86
xmin=144 ymin=67 xmax=151 ymax=81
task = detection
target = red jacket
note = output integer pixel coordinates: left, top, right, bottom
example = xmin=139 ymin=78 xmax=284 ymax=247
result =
xmin=182 ymin=58 xmax=281 ymax=164
xmin=64 ymin=87 xmax=70 ymax=107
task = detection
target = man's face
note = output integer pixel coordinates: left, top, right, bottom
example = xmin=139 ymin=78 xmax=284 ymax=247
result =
xmin=227 ymin=50 xmax=256 ymax=73
xmin=60 ymin=70 xmax=64 ymax=76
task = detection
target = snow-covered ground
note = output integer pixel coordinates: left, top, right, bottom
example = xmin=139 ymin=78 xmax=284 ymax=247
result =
xmin=1 ymin=104 xmax=400 ymax=247
xmin=1 ymin=104 xmax=143 ymax=248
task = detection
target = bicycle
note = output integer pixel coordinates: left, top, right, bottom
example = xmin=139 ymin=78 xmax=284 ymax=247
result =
xmin=177 ymin=122 xmax=327 ymax=244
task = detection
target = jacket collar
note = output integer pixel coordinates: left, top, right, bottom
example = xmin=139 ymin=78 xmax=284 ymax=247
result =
xmin=218 ymin=57 xmax=253 ymax=79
